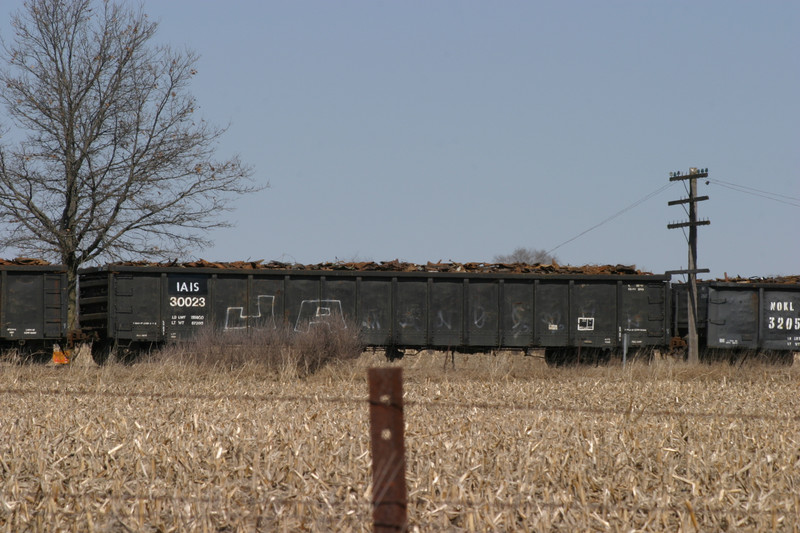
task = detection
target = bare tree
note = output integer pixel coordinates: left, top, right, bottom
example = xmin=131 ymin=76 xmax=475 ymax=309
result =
xmin=0 ymin=0 xmax=260 ymax=328
xmin=493 ymin=247 xmax=558 ymax=265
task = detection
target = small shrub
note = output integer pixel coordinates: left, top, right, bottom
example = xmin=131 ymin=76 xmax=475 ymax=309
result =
xmin=153 ymin=320 xmax=364 ymax=376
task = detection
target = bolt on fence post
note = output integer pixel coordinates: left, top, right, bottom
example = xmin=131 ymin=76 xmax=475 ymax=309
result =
xmin=368 ymin=367 xmax=408 ymax=532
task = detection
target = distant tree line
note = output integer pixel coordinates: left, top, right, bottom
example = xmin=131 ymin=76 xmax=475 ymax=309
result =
xmin=493 ymin=247 xmax=558 ymax=265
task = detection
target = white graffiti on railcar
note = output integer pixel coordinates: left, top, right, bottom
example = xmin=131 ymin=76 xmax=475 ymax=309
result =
xmin=224 ymin=295 xmax=276 ymax=330
xmin=294 ymin=299 xmax=346 ymax=332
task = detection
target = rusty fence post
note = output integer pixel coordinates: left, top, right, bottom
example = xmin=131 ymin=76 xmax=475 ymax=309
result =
xmin=368 ymin=367 xmax=408 ymax=532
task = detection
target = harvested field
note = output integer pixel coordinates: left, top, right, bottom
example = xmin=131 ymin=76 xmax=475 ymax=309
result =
xmin=1 ymin=351 xmax=799 ymax=531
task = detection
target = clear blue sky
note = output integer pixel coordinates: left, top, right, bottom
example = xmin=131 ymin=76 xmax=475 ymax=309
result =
xmin=2 ymin=1 xmax=798 ymax=279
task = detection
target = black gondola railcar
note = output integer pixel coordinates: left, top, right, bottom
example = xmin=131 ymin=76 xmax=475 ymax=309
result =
xmin=78 ymin=263 xmax=671 ymax=364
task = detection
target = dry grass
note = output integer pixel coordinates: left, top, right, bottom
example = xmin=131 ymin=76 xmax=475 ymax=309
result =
xmin=1 ymin=351 xmax=799 ymax=531
xmin=141 ymin=321 xmax=364 ymax=378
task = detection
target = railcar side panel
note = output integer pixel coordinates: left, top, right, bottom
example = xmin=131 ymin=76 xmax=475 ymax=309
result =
xmin=210 ymin=275 xmax=247 ymax=335
xmin=761 ymin=288 xmax=800 ymax=350
xmin=535 ymin=281 xmax=569 ymax=347
xmin=619 ymin=282 xmax=668 ymax=347
xmin=246 ymin=277 xmax=282 ymax=330
xmin=286 ymin=277 xmax=321 ymax=332
xmin=4 ymin=274 xmax=46 ymax=339
xmin=500 ymin=281 xmax=534 ymax=348
xmin=704 ymin=283 xmax=800 ymax=353
xmin=43 ymin=274 xmax=65 ymax=338
xmin=323 ymin=278 xmax=357 ymax=330
xmin=707 ymin=288 xmax=759 ymax=349
xmin=395 ymin=278 xmax=427 ymax=347
xmin=359 ymin=278 xmax=392 ymax=346
xmin=466 ymin=280 xmax=499 ymax=347
xmin=430 ymin=279 xmax=463 ymax=347
xmin=119 ymin=273 xmax=162 ymax=342
xmin=571 ymin=282 xmax=616 ymax=348
xmin=1 ymin=269 xmax=66 ymax=342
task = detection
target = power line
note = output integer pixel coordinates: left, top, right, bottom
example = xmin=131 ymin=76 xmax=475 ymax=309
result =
xmin=709 ymin=177 xmax=800 ymax=201
xmin=544 ymin=175 xmax=797 ymax=260
xmin=707 ymin=178 xmax=800 ymax=208
xmin=546 ymin=182 xmax=675 ymax=256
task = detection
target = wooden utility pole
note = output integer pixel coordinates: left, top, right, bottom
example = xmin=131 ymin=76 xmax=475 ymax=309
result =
xmin=667 ymin=168 xmax=710 ymax=363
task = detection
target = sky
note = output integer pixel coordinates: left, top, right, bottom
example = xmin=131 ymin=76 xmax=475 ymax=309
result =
xmin=1 ymin=1 xmax=798 ymax=280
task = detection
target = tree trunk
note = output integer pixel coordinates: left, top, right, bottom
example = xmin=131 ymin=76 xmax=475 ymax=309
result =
xmin=65 ymin=261 xmax=79 ymax=333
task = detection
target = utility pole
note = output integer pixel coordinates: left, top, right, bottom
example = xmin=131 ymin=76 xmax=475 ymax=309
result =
xmin=667 ymin=168 xmax=710 ymax=363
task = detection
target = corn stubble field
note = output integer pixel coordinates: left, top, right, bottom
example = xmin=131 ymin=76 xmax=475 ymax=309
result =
xmin=1 ymin=336 xmax=799 ymax=532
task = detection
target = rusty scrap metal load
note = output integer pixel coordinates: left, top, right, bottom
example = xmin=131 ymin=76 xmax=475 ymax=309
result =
xmin=0 ymin=257 xmax=52 ymax=266
xmin=107 ymin=258 xmax=650 ymax=276
xmin=712 ymin=274 xmax=800 ymax=285
xmin=669 ymin=274 xmax=800 ymax=285
xmin=109 ymin=259 xmax=795 ymax=280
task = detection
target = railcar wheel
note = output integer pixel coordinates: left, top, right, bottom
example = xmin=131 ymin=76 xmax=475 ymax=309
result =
xmin=124 ymin=342 xmax=160 ymax=363
xmin=385 ymin=347 xmax=404 ymax=361
xmin=758 ymin=350 xmax=794 ymax=366
xmin=544 ymin=348 xmax=577 ymax=366
xmin=579 ymin=348 xmax=610 ymax=366
xmin=700 ymin=348 xmax=730 ymax=363
xmin=91 ymin=340 xmax=114 ymax=365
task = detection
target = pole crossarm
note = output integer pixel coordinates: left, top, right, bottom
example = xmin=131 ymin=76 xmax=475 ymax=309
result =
xmin=667 ymin=220 xmax=711 ymax=229
xmin=670 ymin=172 xmax=708 ymax=181
xmin=665 ymin=268 xmax=711 ymax=275
xmin=668 ymin=196 xmax=709 ymax=206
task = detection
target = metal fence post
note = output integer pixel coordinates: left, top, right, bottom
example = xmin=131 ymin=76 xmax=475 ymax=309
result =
xmin=622 ymin=332 xmax=629 ymax=368
xmin=368 ymin=367 xmax=408 ymax=532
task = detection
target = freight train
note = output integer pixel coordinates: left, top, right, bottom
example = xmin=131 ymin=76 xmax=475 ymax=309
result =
xmin=2 ymin=259 xmax=798 ymax=365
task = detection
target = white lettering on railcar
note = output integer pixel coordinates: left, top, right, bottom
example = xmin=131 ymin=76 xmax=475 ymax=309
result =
xmin=769 ymin=301 xmax=795 ymax=311
xmin=169 ymin=296 xmax=206 ymax=307
xmin=766 ymin=298 xmax=800 ymax=331
xmin=767 ymin=316 xmax=800 ymax=330
xmin=174 ymin=281 xmax=201 ymax=293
